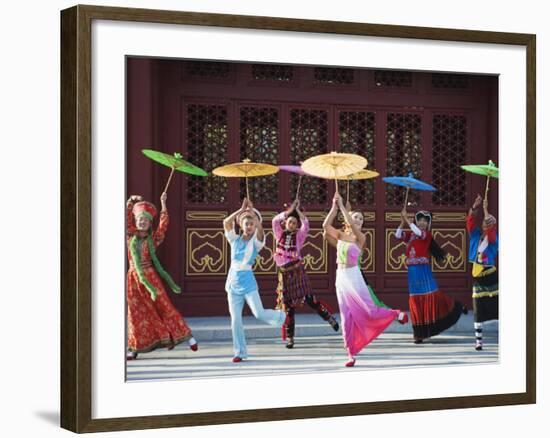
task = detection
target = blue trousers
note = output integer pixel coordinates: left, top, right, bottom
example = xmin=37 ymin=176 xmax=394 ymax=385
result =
xmin=227 ymin=289 xmax=286 ymax=358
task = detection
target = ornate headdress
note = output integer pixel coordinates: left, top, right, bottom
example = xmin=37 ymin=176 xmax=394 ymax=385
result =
xmin=132 ymin=201 xmax=157 ymax=223
xmin=415 ymin=210 xmax=432 ymax=230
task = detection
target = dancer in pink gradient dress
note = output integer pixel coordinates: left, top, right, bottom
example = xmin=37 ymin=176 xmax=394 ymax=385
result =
xmin=323 ymin=192 xmax=408 ymax=367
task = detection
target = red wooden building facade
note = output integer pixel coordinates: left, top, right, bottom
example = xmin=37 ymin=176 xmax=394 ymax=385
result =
xmin=127 ymin=58 xmax=498 ymax=317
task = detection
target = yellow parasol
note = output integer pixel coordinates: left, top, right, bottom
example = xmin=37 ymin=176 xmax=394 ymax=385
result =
xmin=212 ymin=158 xmax=279 ymax=200
xmin=301 ymin=152 xmax=368 ymax=193
xmin=337 ymin=169 xmax=380 ymax=204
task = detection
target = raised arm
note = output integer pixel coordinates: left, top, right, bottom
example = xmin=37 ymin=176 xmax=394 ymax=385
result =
xmin=295 ymin=200 xmax=310 ymax=246
xmin=272 ymin=199 xmax=297 ymax=240
xmin=337 ymin=195 xmax=366 ymax=248
xmin=153 ymin=192 xmax=169 ymax=246
xmin=247 ymin=200 xmax=264 ymax=242
xmin=483 ymin=198 xmax=497 ymax=243
xmin=323 ymin=194 xmax=340 ymax=248
xmin=395 ymin=207 xmax=408 ymax=239
xmin=224 ymin=197 xmax=248 ymax=233
xmin=467 ymin=193 xmax=483 ymax=234
xmin=126 ymin=195 xmax=142 ymax=236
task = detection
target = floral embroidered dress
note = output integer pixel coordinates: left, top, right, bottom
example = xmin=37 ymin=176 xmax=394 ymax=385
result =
xmin=126 ymin=201 xmax=193 ymax=353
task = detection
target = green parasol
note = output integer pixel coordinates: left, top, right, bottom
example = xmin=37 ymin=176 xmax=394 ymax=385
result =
xmin=461 ymin=160 xmax=499 ymax=201
xmin=142 ymin=149 xmax=208 ymax=193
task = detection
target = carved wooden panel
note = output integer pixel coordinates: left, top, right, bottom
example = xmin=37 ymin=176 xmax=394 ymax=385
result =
xmin=185 ymin=228 xmax=227 ymax=276
xmin=385 ymin=228 xmax=466 ymax=273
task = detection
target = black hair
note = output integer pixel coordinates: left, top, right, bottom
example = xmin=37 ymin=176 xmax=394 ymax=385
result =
xmin=415 ymin=210 xmax=446 ymax=262
xmin=429 ymin=239 xmax=446 ymax=263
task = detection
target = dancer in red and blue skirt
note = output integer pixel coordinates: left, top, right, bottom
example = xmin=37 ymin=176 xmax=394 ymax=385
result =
xmin=272 ymin=198 xmax=339 ymax=349
xmin=396 ymin=206 xmax=467 ymax=344
xmin=466 ymin=194 xmax=499 ymax=350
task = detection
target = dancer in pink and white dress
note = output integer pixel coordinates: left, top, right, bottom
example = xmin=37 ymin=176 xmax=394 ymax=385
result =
xmin=323 ymin=191 xmax=408 ymax=367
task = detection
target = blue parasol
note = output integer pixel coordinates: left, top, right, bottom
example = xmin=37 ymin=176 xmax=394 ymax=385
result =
xmin=382 ymin=173 xmax=436 ymax=207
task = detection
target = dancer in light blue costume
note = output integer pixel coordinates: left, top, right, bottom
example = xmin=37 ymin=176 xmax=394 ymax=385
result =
xmin=223 ymin=197 xmax=287 ymax=362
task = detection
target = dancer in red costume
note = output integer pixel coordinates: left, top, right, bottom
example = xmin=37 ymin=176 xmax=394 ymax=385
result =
xmin=126 ymin=192 xmax=198 ymax=360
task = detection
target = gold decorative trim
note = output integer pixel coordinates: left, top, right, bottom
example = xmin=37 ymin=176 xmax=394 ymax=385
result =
xmin=363 ymin=212 xmax=376 ymax=222
xmin=302 ymin=230 xmax=328 ymax=274
xmin=337 ymin=211 xmax=376 ymax=223
xmin=185 ymin=228 xmax=227 ymax=276
xmin=432 ymin=229 xmax=466 ymax=272
xmin=254 ymin=230 xmax=277 ymax=274
xmin=385 ymin=228 xmax=466 ymax=273
xmin=360 ymin=228 xmax=375 ymax=273
xmin=385 ymin=212 xmax=466 ymax=222
xmin=385 ymin=228 xmax=407 ymax=273
xmin=186 ymin=211 xmax=228 ymax=221
xmin=433 ymin=212 xmax=467 ymax=222
xmin=385 ymin=212 xmax=414 ymax=222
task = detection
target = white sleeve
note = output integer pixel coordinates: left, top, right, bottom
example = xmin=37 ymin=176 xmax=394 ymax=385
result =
xmin=410 ymin=223 xmax=422 ymax=236
xmin=395 ymin=227 xmax=403 ymax=238
xmin=224 ymin=229 xmax=238 ymax=244
xmin=253 ymin=230 xmax=266 ymax=251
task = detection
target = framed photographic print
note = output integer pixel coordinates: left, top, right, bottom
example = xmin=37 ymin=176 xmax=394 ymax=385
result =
xmin=60 ymin=4 xmax=536 ymax=433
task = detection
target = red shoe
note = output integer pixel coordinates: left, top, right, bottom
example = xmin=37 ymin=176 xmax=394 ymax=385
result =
xmin=126 ymin=352 xmax=138 ymax=361
xmin=345 ymin=358 xmax=356 ymax=367
xmin=232 ymin=357 xmax=243 ymax=363
xmin=398 ymin=312 xmax=409 ymax=325
xmin=190 ymin=343 xmax=198 ymax=352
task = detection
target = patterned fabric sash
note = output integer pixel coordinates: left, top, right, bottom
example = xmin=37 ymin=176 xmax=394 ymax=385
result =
xmin=129 ymin=261 xmax=153 ymax=270
xmin=406 ymin=256 xmax=430 ymax=266
xmin=275 ymin=231 xmax=300 ymax=261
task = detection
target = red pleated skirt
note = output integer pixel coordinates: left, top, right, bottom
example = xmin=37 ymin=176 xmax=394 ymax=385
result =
xmin=409 ymin=290 xmax=463 ymax=339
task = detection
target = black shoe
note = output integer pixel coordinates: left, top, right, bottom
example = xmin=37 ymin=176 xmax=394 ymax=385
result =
xmin=462 ymin=305 xmax=468 ymax=315
xmin=286 ymin=337 xmax=295 ymax=349
xmin=413 ymin=338 xmax=424 ymax=344
xmin=328 ymin=316 xmax=339 ymax=332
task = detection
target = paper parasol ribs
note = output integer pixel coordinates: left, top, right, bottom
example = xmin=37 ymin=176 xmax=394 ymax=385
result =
xmin=337 ymin=169 xmax=380 ymax=204
xmin=212 ymin=158 xmax=279 ymax=200
xmin=461 ymin=160 xmax=499 ymax=200
xmin=382 ymin=173 xmax=437 ymax=208
xmin=141 ymin=149 xmax=208 ymax=193
xmin=301 ymin=152 xmax=368 ymax=192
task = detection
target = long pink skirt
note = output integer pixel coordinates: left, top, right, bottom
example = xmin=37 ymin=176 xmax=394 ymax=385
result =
xmin=336 ymin=266 xmax=400 ymax=356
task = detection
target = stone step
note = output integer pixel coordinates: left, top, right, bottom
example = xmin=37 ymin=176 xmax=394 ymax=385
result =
xmin=184 ymin=313 xmax=498 ymax=342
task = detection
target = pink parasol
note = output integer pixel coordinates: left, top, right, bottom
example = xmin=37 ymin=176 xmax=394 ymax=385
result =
xmin=278 ymin=164 xmax=311 ymax=199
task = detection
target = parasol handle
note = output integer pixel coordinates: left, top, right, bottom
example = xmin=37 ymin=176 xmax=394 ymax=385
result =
xmin=403 ymin=186 xmax=410 ymax=209
xmin=484 ymin=175 xmax=491 ymax=201
xmin=295 ymin=174 xmax=303 ymax=201
xmin=246 ymin=176 xmax=250 ymax=201
xmin=163 ymin=166 xmax=176 ymax=194
xmin=346 ymin=179 xmax=350 ymax=205
xmin=335 ymin=178 xmax=339 ymax=193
